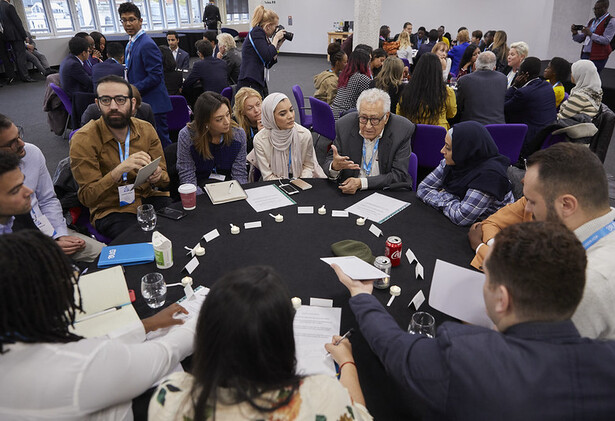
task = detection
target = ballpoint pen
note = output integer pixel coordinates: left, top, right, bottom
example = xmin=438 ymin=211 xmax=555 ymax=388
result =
xmin=326 ymin=328 xmax=355 ymax=355
xmin=228 ymin=181 xmax=234 ymax=194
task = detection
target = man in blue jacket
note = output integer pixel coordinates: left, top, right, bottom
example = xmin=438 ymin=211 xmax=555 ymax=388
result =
xmin=59 ymin=36 xmax=93 ymax=99
xmin=166 ymin=30 xmax=189 ymax=71
xmin=92 ymin=42 xmax=125 ymax=89
xmin=118 ymin=2 xmax=172 ymax=147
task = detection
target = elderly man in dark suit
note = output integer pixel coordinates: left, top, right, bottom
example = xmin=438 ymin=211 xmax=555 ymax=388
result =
xmin=456 ymin=51 xmax=508 ymax=125
xmin=92 ymin=42 xmax=125 ymax=89
xmin=324 ymin=88 xmax=415 ymax=194
xmin=59 ymin=36 xmax=93 ymax=98
xmin=0 ymin=0 xmax=33 ymax=82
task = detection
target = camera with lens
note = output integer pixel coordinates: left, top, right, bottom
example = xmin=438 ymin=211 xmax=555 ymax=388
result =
xmin=275 ymin=25 xmax=294 ymax=42
xmin=572 ymin=24 xmax=585 ymax=31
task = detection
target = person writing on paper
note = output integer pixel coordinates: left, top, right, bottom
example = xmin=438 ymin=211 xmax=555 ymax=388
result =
xmin=70 ymin=75 xmax=171 ymax=240
xmin=417 ymin=121 xmax=514 ymax=226
xmin=177 ymin=92 xmax=247 ymax=194
xmin=468 ymin=143 xmax=615 ymax=340
xmin=0 ymin=230 xmax=195 ymax=420
xmin=149 ymin=266 xmax=372 ymax=421
xmin=324 ymin=88 xmax=415 ymax=194
xmin=329 ymin=221 xmax=615 ymax=419
xmin=253 ymin=93 xmax=322 ymax=180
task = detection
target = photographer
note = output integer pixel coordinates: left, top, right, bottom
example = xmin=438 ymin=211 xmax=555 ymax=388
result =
xmin=571 ymin=0 xmax=615 ymax=74
xmin=237 ymin=5 xmax=290 ymax=98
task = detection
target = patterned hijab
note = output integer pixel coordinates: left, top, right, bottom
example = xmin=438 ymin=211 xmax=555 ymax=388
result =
xmin=571 ymin=59 xmax=603 ymax=110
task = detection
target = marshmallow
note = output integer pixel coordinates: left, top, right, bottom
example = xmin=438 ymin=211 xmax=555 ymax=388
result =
xmin=318 ymin=206 xmax=326 ymax=215
xmin=275 ymin=214 xmax=284 ymax=223
xmin=356 ymin=217 xmax=366 ymax=226
xmin=230 ymin=225 xmax=240 ymax=235
xmin=387 ymin=285 xmax=401 ymax=307
xmin=181 ymin=276 xmax=193 ymax=286
xmin=195 ymin=246 xmax=205 ymax=256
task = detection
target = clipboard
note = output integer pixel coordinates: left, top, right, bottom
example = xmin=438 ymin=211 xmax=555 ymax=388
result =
xmin=133 ymin=157 xmax=161 ymax=188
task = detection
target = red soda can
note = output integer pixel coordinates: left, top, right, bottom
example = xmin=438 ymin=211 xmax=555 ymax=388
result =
xmin=385 ymin=236 xmax=402 ymax=267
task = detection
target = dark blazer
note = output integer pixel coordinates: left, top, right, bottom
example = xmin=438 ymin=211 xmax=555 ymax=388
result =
xmin=415 ymin=41 xmax=434 ymax=62
xmin=126 ymin=32 xmax=172 ymax=115
xmin=221 ymin=48 xmax=242 ymax=84
xmin=457 ymin=69 xmax=508 ymax=125
xmin=505 ymin=78 xmax=556 ymax=145
xmin=0 ymin=1 xmax=26 ymax=41
xmin=203 ymin=3 xmax=221 ymax=27
xmin=183 ymin=57 xmax=228 ymax=93
xmin=173 ymin=48 xmax=190 ymax=71
xmin=323 ymin=112 xmax=414 ymax=190
xmin=238 ymin=26 xmax=278 ymax=87
xmin=92 ymin=58 xmax=124 ymax=89
xmin=59 ymin=55 xmax=93 ymax=98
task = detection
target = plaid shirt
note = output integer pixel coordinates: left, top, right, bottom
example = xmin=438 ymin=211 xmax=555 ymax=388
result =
xmin=417 ymin=160 xmax=514 ymax=226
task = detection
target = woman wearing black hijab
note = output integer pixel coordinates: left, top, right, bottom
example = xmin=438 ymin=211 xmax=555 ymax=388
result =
xmin=417 ymin=121 xmax=514 ymax=226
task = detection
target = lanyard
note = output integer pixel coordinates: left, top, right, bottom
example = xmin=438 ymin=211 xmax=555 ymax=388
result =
xmin=582 ymin=220 xmax=615 ymax=250
xmin=288 ymin=145 xmax=292 ymax=176
xmin=117 ymin=129 xmax=130 ymax=182
xmin=591 ymin=13 xmax=610 ymax=32
xmin=125 ymin=30 xmax=145 ymax=70
xmin=249 ymin=28 xmax=271 ymax=81
xmin=362 ymin=138 xmax=380 ymax=176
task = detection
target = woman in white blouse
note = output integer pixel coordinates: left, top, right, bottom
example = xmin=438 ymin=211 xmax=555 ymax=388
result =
xmin=506 ymin=41 xmax=529 ymax=87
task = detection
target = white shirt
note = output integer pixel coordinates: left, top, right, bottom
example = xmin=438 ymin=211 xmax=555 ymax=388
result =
xmin=171 ymin=48 xmax=178 ymax=62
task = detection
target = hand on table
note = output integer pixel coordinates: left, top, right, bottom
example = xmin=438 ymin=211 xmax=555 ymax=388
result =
xmin=468 ymin=222 xmax=483 ymax=250
xmin=141 ymin=303 xmax=188 ymax=333
xmin=330 ymin=145 xmax=360 ymax=172
xmin=331 ymin=263 xmax=374 ymax=296
xmin=56 ymin=235 xmax=86 ymax=255
xmin=339 ymin=177 xmax=361 ymax=194
xmin=325 ymin=334 xmax=355 ymax=366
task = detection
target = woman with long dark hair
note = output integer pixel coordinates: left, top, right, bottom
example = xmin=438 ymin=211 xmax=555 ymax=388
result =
xmin=331 ymin=48 xmax=372 ymax=120
xmin=398 ymin=52 xmax=457 ymax=129
xmin=149 ymin=266 xmax=371 ymax=420
xmin=90 ymin=31 xmax=107 ymax=61
xmin=456 ymin=44 xmax=479 ymax=78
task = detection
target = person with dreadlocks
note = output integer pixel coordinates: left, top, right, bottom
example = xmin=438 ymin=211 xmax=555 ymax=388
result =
xmin=0 ymin=230 xmax=195 ymax=420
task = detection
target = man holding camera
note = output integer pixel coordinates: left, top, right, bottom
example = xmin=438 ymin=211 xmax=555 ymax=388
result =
xmin=571 ymin=0 xmax=615 ymax=73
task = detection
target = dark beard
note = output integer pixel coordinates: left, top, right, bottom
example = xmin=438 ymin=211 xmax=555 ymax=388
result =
xmin=102 ymin=107 xmax=132 ymax=129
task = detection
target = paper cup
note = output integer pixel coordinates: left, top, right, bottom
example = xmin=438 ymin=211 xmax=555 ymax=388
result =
xmin=178 ymin=183 xmax=197 ymax=210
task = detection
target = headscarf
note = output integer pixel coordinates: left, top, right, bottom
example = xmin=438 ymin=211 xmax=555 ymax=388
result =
xmin=260 ymin=93 xmax=304 ymax=178
xmin=570 ymin=59 xmax=603 ymax=110
xmin=442 ymin=121 xmax=511 ymax=201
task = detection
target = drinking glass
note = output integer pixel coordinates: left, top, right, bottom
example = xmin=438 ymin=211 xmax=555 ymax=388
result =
xmin=408 ymin=311 xmax=436 ymax=338
xmin=137 ymin=204 xmax=157 ymax=231
xmin=141 ymin=272 xmax=167 ymax=308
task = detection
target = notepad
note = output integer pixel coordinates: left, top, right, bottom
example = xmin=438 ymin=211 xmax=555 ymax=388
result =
xmin=204 ymin=180 xmax=248 ymax=205
xmin=97 ymin=242 xmax=155 ymax=268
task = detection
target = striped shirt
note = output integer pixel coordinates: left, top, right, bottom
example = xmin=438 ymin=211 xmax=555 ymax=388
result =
xmin=331 ymin=72 xmax=372 ymax=120
xmin=557 ymin=92 xmax=601 ymax=120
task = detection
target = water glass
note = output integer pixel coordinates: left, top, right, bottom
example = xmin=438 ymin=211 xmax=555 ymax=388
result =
xmin=141 ymin=272 xmax=167 ymax=308
xmin=408 ymin=311 xmax=436 ymax=338
xmin=137 ymin=204 xmax=157 ymax=231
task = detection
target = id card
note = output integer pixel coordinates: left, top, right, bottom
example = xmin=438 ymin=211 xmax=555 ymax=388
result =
xmin=31 ymin=209 xmax=56 ymax=237
xmin=119 ymin=184 xmax=135 ymax=206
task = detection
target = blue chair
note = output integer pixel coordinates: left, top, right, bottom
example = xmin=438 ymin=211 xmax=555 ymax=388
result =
xmin=411 ymin=124 xmax=447 ymax=169
xmin=485 ymin=124 xmax=528 ymax=165
xmin=408 ymin=152 xmax=418 ymax=191
xmin=292 ymin=85 xmax=312 ymax=129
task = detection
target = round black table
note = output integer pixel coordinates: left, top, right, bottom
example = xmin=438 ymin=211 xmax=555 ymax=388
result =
xmin=108 ymin=179 xmax=475 ymax=420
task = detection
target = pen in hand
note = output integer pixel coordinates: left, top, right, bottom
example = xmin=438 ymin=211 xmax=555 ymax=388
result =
xmin=326 ymin=328 xmax=355 ymax=356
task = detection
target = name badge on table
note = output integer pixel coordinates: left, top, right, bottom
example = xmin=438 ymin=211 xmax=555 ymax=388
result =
xmin=209 ymin=173 xmax=226 ymax=181
xmin=119 ymin=184 xmax=135 ymax=206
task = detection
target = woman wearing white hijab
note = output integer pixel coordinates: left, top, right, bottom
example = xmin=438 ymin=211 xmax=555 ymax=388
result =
xmin=253 ymin=93 xmax=322 ymax=180
xmin=558 ymin=60 xmax=603 ymax=120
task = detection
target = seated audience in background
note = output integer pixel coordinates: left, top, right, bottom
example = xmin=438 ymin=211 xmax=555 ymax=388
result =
xmin=92 ymin=41 xmax=125 ymax=89
xmin=448 ymin=29 xmax=470 ymax=75
xmin=398 ymin=53 xmax=457 ymax=130
xmin=149 ymin=266 xmax=371 ymax=421
xmin=417 ymin=121 xmax=514 ymax=226
xmin=0 ymin=115 xmax=103 ymax=261
xmin=233 ymin=87 xmax=262 ymax=154
xmin=0 ymin=151 xmax=32 ymax=235
xmin=314 ymin=43 xmax=348 ymax=105
xmin=25 ymin=31 xmax=55 ymax=76
xmin=331 ymin=49 xmax=372 ymax=120
xmin=505 ymin=57 xmax=556 ymax=150
xmin=70 ymin=76 xmax=170 ymax=240
xmin=0 ymin=230 xmax=194 ymax=420
xmin=471 ymin=29 xmax=483 ymax=46
xmin=439 ymin=27 xmax=451 ymax=47
xmin=558 ymin=59 xmax=603 ymax=120
xmin=468 ymin=143 xmax=615 ymax=340
xmin=490 ymin=30 xmax=509 ymax=73
xmin=216 ymin=33 xmax=242 ymax=85
xmin=416 ymin=29 xmax=439 ymax=63
xmin=396 ymin=31 xmax=413 ymax=64
xmin=166 ymin=30 xmax=189 ymax=71
xmin=506 ymin=41 xmax=529 ymax=87
xmin=480 ymin=30 xmax=495 ymax=51
xmin=75 ymin=32 xmax=102 ymax=75
xmin=177 ymin=92 xmax=247 ymax=193
xmin=183 ymin=40 xmax=229 ymax=94
xmin=330 ymin=219 xmax=615 ymax=419
xmin=414 ymin=26 xmax=427 ymax=49
xmin=324 ymin=88 xmax=414 ymax=194
xmin=370 ymin=48 xmax=387 ymax=77
xmin=253 ymin=93 xmax=320 ymax=180
xmin=456 ymin=44 xmax=479 ymax=78
xmin=432 ymin=41 xmax=452 ymax=81
xmin=59 ymin=36 xmax=93 ymax=99
xmin=81 ymin=84 xmax=156 ymax=129
xmin=456 ymin=51 xmax=507 ymax=125
xmin=90 ymin=31 xmax=107 ymax=61
xmin=369 ymin=56 xmax=406 ymax=113
xmin=354 ymin=43 xmax=373 ymax=57
xmin=543 ymin=57 xmax=571 ymax=108
xmin=203 ymin=30 xmax=219 ymax=57
xmin=159 ymin=45 xmax=183 ymax=95
xmin=393 ymin=21 xmax=412 ymax=43
xmin=378 ymin=25 xmax=391 ymax=48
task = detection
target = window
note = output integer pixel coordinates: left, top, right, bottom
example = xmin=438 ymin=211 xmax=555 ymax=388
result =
xmin=50 ymin=0 xmax=74 ymax=31
xmin=178 ymin=0 xmax=189 ymax=25
xmin=95 ymin=0 xmax=117 ymax=32
xmin=147 ymin=0 xmax=164 ymax=29
xmin=226 ymin=0 xmax=248 ymax=23
xmin=24 ymin=0 xmax=51 ymax=33
xmin=189 ymin=0 xmax=200 ymax=25
xmin=73 ymin=0 xmax=96 ymax=30
xmin=165 ymin=0 xmax=178 ymax=27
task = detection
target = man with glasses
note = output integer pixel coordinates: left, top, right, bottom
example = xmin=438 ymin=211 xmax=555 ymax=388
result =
xmin=0 ymin=114 xmax=104 ymax=261
xmin=59 ymin=36 xmax=93 ymax=99
xmin=117 ymin=2 xmax=172 ymax=147
xmin=324 ymin=88 xmax=414 ymax=194
xmin=70 ymin=75 xmax=170 ymax=239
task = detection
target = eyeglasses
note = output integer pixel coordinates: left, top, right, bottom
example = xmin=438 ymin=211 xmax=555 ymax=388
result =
xmin=120 ymin=17 xmax=139 ymax=24
xmin=97 ymin=95 xmax=130 ymax=106
xmin=0 ymin=126 xmax=24 ymax=151
xmin=358 ymin=114 xmax=386 ymax=126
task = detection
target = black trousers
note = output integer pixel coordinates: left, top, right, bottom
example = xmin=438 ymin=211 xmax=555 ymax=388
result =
xmin=95 ymin=196 xmax=173 ymax=240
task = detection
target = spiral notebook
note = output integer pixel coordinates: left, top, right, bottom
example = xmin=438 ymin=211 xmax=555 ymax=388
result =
xmin=204 ymin=180 xmax=247 ymax=204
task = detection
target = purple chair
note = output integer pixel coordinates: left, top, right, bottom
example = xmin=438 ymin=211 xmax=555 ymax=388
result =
xmin=291 ymin=85 xmax=312 ymax=129
xmin=400 ymin=58 xmax=411 ymax=68
xmin=541 ymin=133 xmax=567 ymax=149
xmin=49 ymin=82 xmax=72 ymax=138
xmin=411 ymin=124 xmax=447 ymax=169
xmin=408 ymin=152 xmax=418 ymax=191
xmin=485 ymin=124 xmax=528 ymax=165
xmin=309 ymin=96 xmax=335 ymax=150
xmin=74 ymin=206 xmax=112 ymax=245
xmin=221 ymin=86 xmax=233 ymax=101
xmin=167 ymin=95 xmax=191 ymax=132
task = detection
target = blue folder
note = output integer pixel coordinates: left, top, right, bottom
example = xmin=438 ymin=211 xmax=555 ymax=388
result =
xmin=97 ymin=243 xmax=155 ymax=268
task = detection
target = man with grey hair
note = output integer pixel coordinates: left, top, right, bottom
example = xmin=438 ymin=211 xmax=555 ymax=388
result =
xmin=324 ymin=88 xmax=414 ymax=194
xmin=217 ymin=33 xmax=242 ymax=85
xmin=456 ymin=51 xmax=508 ymax=125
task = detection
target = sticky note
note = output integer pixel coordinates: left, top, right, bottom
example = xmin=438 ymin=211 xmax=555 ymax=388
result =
xmin=184 ymin=256 xmax=199 ymax=274
xmin=244 ymin=221 xmax=262 ymax=229
xmin=297 ymin=206 xmax=314 ymax=214
xmin=331 ymin=210 xmax=349 ymax=217
xmin=410 ymin=290 xmax=425 ymax=310
xmin=406 ymin=248 xmax=417 ymax=264
xmin=369 ymin=224 xmax=382 ymax=237
xmin=203 ymin=229 xmax=220 ymax=242
xmin=415 ymin=262 xmax=424 ymax=279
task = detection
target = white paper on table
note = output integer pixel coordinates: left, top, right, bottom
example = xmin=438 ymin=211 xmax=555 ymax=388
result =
xmin=244 ymin=221 xmax=262 ymax=229
xmin=345 ymin=192 xmax=410 ymax=224
xmin=293 ymin=305 xmax=341 ymax=376
xmin=321 ymin=256 xmax=389 ymax=280
xmin=297 ymin=206 xmax=314 ymax=214
xmin=369 ymin=224 xmax=382 ymax=237
xmin=245 ymin=184 xmax=296 ymax=213
xmin=203 ymin=229 xmax=220 ymax=242
xmin=331 ymin=210 xmax=348 ymax=217
xmin=406 ymin=248 xmax=417 ymax=264
xmin=415 ymin=262 xmax=424 ymax=279
xmin=429 ymin=259 xmax=493 ymax=328
xmin=183 ymin=256 xmax=199 ymax=274
xmin=410 ymin=290 xmax=425 ymax=310
xmin=146 ymin=286 xmax=210 ymax=340
xmin=310 ymin=297 xmax=333 ymax=307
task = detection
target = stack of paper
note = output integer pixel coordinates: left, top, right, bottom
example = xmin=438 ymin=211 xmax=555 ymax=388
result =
xmin=294 ymin=305 xmax=341 ymax=377
xmin=245 ymin=184 xmax=296 ymax=212
xmin=345 ymin=192 xmax=410 ymax=224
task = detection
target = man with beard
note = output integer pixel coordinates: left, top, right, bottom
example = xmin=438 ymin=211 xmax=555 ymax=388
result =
xmin=468 ymin=143 xmax=615 ymax=340
xmin=70 ymin=75 xmax=170 ymax=239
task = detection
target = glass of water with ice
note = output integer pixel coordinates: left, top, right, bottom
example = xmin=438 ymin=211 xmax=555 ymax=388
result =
xmin=137 ymin=204 xmax=157 ymax=231
xmin=141 ymin=272 xmax=167 ymax=308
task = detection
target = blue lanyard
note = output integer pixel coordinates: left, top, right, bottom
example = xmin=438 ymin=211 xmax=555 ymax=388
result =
xmin=117 ymin=129 xmax=130 ymax=182
xmin=125 ymin=30 xmax=145 ymax=69
xmin=582 ymin=220 xmax=615 ymax=250
xmin=248 ymin=28 xmax=268 ymax=67
xmin=362 ymin=138 xmax=380 ymax=176
xmin=590 ymin=13 xmax=610 ymax=32
xmin=288 ymin=145 xmax=292 ymax=175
